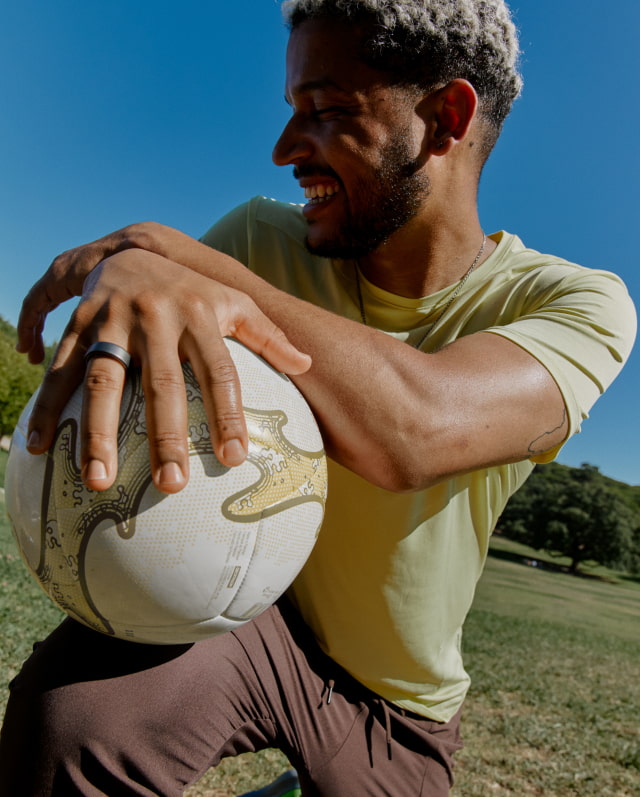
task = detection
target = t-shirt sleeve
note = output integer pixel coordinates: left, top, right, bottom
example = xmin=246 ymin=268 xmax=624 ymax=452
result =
xmin=485 ymin=268 xmax=636 ymax=462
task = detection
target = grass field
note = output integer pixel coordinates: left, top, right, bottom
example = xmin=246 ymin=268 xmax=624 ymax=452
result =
xmin=1 ymin=448 xmax=638 ymax=795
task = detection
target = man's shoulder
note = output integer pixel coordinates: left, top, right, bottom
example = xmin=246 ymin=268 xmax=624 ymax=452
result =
xmin=200 ymin=196 xmax=309 ymax=260
xmin=248 ymin=196 xmax=309 ymax=245
xmin=249 ymin=195 xmax=304 ymax=223
xmin=494 ymin=231 xmax=632 ymax=295
xmin=482 ymin=232 xmax=637 ymax=356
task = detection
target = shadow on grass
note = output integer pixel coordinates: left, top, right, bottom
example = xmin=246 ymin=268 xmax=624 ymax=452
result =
xmin=488 ymin=545 xmax=569 ymax=573
xmin=619 ymin=572 xmax=640 ymax=585
xmin=486 ymin=545 xmax=631 ymax=583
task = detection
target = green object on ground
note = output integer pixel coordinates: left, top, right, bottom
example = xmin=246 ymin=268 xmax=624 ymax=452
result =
xmin=238 ymin=768 xmax=301 ymax=797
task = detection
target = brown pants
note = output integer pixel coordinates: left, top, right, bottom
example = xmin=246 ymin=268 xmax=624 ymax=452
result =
xmin=0 ymin=600 xmax=462 ymax=796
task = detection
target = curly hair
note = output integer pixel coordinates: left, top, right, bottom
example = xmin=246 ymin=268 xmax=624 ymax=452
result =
xmin=281 ymin=0 xmax=522 ymax=157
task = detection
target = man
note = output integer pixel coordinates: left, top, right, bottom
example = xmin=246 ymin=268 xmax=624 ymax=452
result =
xmin=0 ymin=1 xmax=635 ymax=795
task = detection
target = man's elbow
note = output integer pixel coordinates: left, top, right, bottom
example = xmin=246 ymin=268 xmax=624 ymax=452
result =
xmin=329 ymin=443 xmax=441 ymax=493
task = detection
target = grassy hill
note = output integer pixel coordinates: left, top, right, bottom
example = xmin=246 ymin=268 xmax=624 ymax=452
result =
xmin=1 ymin=449 xmax=638 ymax=795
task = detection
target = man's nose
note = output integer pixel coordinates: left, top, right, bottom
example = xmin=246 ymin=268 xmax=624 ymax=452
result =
xmin=272 ymin=115 xmax=314 ymax=166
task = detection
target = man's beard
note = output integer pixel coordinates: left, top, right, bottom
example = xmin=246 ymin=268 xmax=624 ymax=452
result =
xmin=303 ymin=137 xmax=430 ymax=260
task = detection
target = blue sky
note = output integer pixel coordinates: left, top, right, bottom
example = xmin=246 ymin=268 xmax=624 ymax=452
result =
xmin=1 ymin=1 xmax=638 ymax=484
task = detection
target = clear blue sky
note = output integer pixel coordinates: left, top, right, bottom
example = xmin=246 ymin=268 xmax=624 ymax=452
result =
xmin=1 ymin=1 xmax=638 ymax=484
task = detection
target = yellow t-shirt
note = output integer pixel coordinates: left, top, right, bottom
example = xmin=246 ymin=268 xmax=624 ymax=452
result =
xmin=201 ymin=196 xmax=636 ymax=721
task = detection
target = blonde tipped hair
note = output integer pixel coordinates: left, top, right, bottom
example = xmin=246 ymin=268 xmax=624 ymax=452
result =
xmin=281 ymin=0 xmax=522 ymax=158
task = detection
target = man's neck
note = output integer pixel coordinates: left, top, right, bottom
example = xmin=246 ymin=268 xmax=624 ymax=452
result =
xmin=357 ymin=211 xmax=495 ymax=298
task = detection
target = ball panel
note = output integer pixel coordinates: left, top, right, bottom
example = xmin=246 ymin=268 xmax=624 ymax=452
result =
xmin=224 ymin=501 xmax=324 ymax=623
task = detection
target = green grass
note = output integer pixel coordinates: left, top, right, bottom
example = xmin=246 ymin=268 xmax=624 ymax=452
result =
xmin=473 ymin=535 xmax=640 ymax=643
xmin=453 ymin=541 xmax=640 ymax=797
xmin=1 ymin=448 xmax=638 ymax=796
xmin=0 ymin=451 xmax=64 ymax=689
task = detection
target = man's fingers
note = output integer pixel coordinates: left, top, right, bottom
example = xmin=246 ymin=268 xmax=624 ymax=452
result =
xmin=186 ymin=296 xmax=311 ymax=469
xmin=187 ymin=336 xmax=249 ymax=470
xmin=26 ymin=331 xmax=85 ymax=454
xmin=237 ymin=318 xmax=311 ymax=377
xmin=16 ymin=283 xmax=51 ymax=361
xmin=80 ymin=354 xmax=129 ymax=491
xmin=17 ymin=240 xmax=109 ymax=361
xmin=139 ymin=344 xmax=191 ymax=494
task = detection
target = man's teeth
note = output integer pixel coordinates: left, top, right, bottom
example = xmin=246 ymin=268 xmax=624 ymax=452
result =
xmin=304 ymin=184 xmax=340 ymax=203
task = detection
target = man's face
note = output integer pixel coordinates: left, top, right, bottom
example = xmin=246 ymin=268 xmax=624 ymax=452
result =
xmin=272 ymin=18 xmax=431 ymax=259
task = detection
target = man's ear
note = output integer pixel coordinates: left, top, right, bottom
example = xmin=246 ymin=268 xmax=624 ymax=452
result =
xmin=423 ymin=79 xmax=478 ymax=155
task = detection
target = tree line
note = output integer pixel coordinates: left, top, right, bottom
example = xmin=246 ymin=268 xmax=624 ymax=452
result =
xmin=0 ymin=316 xmax=55 ymax=438
xmin=498 ymin=461 xmax=640 ymax=575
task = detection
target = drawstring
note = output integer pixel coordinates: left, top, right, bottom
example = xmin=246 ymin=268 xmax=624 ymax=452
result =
xmin=319 ymin=678 xmax=335 ymax=707
xmin=320 ymin=678 xmax=393 ymax=760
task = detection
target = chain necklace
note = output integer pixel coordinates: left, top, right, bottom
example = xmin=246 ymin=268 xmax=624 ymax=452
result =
xmin=354 ymin=234 xmax=487 ymax=349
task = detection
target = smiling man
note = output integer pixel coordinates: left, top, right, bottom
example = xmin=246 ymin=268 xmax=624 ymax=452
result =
xmin=0 ymin=2 xmax=636 ymax=796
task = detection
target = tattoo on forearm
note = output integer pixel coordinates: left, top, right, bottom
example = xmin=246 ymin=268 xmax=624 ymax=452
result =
xmin=527 ymin=408 xmax=567 ymax=455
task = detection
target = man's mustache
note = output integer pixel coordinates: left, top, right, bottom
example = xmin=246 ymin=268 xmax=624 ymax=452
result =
xmin=293 ymin=165 xmax=341 ymax=182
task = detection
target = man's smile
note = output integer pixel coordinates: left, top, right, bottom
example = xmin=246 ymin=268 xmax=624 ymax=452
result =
xmin=303 ymin=182 xmax=340 ymax=204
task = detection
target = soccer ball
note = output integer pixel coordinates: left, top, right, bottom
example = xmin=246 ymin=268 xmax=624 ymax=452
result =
xmin=5 ymin=339 xmax=327 ymax=644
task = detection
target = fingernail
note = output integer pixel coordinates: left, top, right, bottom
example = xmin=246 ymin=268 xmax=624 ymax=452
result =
xmin=222 ymin=439 xmax=246 ymax=466
xmin=158 ymin=462 xmax=184 ymax=486
xmin=27 ymin=430 xmax=41 ymax=450
xmin=85 ymin=460 xmax=108 ymax=482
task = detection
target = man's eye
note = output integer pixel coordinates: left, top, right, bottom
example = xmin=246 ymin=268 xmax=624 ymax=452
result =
xmin=313 ymin=106 xmax=344 ymax=119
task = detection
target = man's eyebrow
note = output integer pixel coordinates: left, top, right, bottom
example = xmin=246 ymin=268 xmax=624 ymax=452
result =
xmin=285 ymin=78 xmax=352 ymax=104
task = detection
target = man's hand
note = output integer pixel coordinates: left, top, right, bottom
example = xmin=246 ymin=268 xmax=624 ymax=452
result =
xmin=26 ymin=248 xmax=311 ymax=494
xmin=16 ymin=223 xmax=170 ymax=364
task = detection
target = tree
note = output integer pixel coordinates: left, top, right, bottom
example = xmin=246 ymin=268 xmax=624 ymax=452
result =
xmin=0 ymin=320 xmax=45 ymax=437
xmin=499 ymin=462 xmax=640 ymax=574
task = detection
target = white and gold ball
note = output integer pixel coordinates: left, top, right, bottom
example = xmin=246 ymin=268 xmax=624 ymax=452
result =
xmin=5 ymin=339 xmax=327 ymax=644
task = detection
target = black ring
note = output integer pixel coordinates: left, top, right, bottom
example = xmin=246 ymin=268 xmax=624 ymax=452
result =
xmin=84 ymin=342 xmax=132 ymax=370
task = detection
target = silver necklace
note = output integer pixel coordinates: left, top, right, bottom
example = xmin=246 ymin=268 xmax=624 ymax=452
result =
xmin=354 ymin=234 xmax=487 ymax=348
